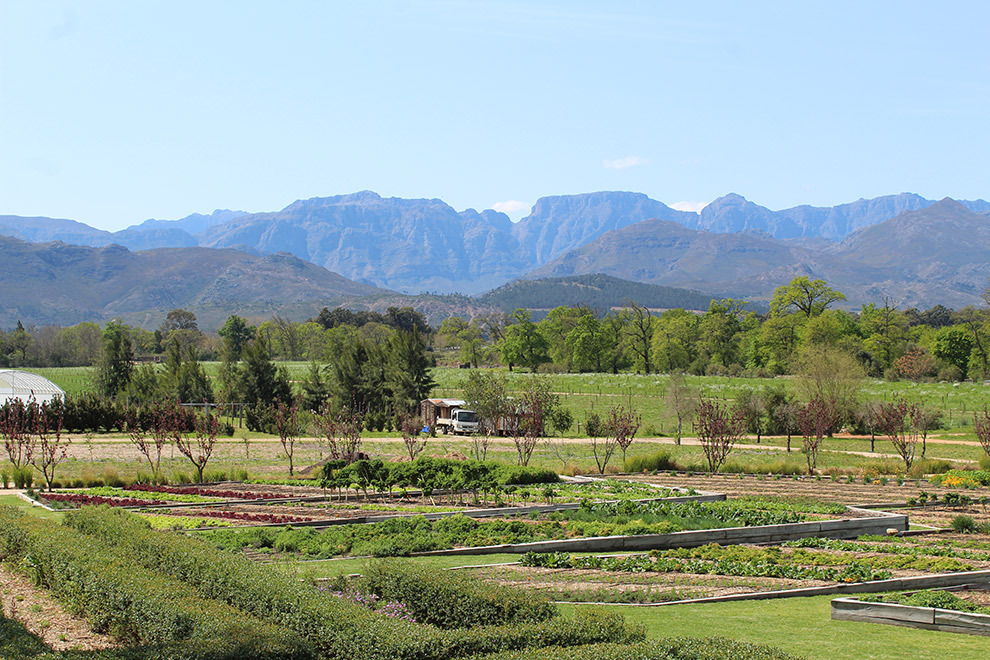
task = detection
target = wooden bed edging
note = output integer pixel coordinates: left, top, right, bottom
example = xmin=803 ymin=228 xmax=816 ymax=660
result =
xmin=412 ymin=506 xmax=908 ymax=556
xmin=831 ymin=595 xmax=990 ymax=636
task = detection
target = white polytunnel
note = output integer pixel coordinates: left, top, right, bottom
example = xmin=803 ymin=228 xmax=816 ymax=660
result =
xmin=0 ymin=370 xmax=65 ymax=405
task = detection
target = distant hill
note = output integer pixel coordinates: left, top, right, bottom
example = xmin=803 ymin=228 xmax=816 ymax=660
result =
xmin=526 ymin=199 xmax=990 ymax=309
xmin=510 ymin=192 xmax=696 ymax=266
xmin=3 ymin=189 xmax=990 ymax=298
xmin=478 ymin=274 xmax=716 ymax=313
xmin=0 ymin=236 xmax=385 ymax=328
xmin=198 ymin=191 xmax=528 ymax=294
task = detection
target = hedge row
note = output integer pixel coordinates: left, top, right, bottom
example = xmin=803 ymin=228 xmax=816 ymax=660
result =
xmin=480 ymin=636 xmax=803 ymax=660
xmin=0 ymin=507 xmax=314 ymax=660
xmin=359 ymin=559 xmax=558 ymax=629
xmin=64 ymin=506 xmax=642 ymax=660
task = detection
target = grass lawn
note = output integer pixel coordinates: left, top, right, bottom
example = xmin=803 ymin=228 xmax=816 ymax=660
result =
xmin=0 ymin=494 xmax=63 ymax=521
xmin=577 ymin=595 xmax=989 ymax=660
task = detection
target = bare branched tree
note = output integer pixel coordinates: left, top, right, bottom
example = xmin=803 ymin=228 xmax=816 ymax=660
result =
xmin=28 ymin=398 xmax=70 ymax=491
xmin=876 ymin=400 xmax=920 ymax=472
xmin=695 ymin=398 xmax=745 ymax=474
xmin=909 ymin=405 xmax=942 ymax=459
xmin=606 ymin=404 xmax=642 ymax=466
xmin=0 ymin=398 xmax=30 ymax=468
xmin=312 ymin=401 xmax=364 ymax=463
xmin=665 ymin=372 xmax=696 ymax=446
xmin=463 ymin=370 xmax=511 ymax=461
xmin=126 ymin=399 xmax=175 ymax=480
xmin=400 ymin=412 xmax=427 ymax=461
xmin=797 ymin=396 xmax=838 ymax=475
xmin=176 ymin=402 xmax=220 ymax=483
xmin=273 ymin=399 xmax=301 ymax=475
xmin=975 ymin=408 xmax=990 ymax=462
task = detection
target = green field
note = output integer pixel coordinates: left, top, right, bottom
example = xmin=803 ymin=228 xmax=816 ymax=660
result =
xmin=27 ymin=365 xmax=990 ymax=434
xmin=585 ymin=595 xmax=990 ymax=660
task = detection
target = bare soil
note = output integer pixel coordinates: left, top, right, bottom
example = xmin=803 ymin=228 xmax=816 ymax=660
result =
xmin=623 ymin=472 xmax=980 ymax=505
xmin=0 ymin=563 xmax=117 ymax=651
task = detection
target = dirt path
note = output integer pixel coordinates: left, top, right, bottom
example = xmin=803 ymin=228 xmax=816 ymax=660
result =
xmin=0 ymin=563 xmax=118 ymax=651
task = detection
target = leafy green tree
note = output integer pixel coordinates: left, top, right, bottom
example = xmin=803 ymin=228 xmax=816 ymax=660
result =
xmin=499 ymin=309 xmax=549 ymax=372
xmin=652 ymin=309 xmax=699 ymax=372
xmin=160 ymin=308 xmax=202 ymax=350
xmin=698 ymin=299 xmax=745 ymax=369
xmin=386 ymin=328 xmax=436 ymax=413
xmin=540 ymin=306 xmax=589 ymax=371
xmin=932 ymin=325 xmax=974 ymax=376
xmin=96 ymin=320 xmax=134 ymax=399
xmin=238 ymin=335 xmax=292 ymax=409
xmin=218 ymin=315 xmax=255 ymax=361
xmin=567 ymin=314 xmax=609 ymax=372
xmin=301 ymin=361 xmax=331 ymax=411
xmin=11 ymin=321 xmax=32 ymax=363
xmin=770 ymin=276 xmax=846 ymax=318
xmin=622 ymin=302 xmax=654 ymax=374
xmin=463 ymin=370 xmax=511 ymax=460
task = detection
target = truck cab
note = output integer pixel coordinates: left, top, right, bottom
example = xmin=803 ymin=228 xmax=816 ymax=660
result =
xmin=448 ymin=408 xmax=479 ymax=435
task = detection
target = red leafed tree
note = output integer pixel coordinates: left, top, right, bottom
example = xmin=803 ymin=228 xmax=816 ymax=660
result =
xmin=273 ymin=399 xmax=301 ymax=475
xmin=974 ymin=408 xmax=990 ymax=462
xmin=876 ymin=400 xmax=919 ymax=472
xmin=127 ymin=399 xmax=177 ymax=480
xmin=695 ymin=398 xmax=745 ymax=474
xmin=399 ymin=412 xmax=427 ymax=461
xmin=1 ymin=397 xmax=31 ymax=468
xmin=909 ymin=405 xmax=942 ymax=459
xmin=176 ymin=402 xmax=220 ymax=483
xmin=797 ymin=396 xmax=839 ymax=475
xmin=607 ymin=405 xmax=642 ymax=466
xmin=28 ymin=398 xmax=70 ymax=491
xmin=312 ymin=401 xmax=364 ymax=464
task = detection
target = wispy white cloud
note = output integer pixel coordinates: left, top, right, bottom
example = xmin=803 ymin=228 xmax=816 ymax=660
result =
xmin=603 ymin=156 xmax=649 ymax=170
xmin=492 ymin=200 xmax=530 ymax=215
xmin=670 ymin=201 xmax=709 ymax=213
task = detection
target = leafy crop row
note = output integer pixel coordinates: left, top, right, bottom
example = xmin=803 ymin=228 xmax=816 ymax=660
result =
xmin=199 ymin=512 xmax=687 ymax=558
xmin=0 ymin=506 xmax=313 ymax=660
xmin=479 ymin=635 xmax=802 ymax=660
xmin=64 ymin=506 xmax=643 ymax=660
xmin=786 ymin=536 xmax=990 ymax=562
xmin=357 ymin=560 xmax=558 ymax=629
xmin=521 ymin=551 xmax=891 ymax=583
xmin=859 ymin=589 xmax=990 ymax=614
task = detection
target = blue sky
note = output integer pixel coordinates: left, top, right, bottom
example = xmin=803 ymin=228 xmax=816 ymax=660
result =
xmin=1 ymin=1 xmax=988 ymax=231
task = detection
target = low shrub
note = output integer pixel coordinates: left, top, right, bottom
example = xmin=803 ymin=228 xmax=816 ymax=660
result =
xmin=951 ymin=514 xmax=978 ymax=533
xmin=64 ymin=507 xmax=641 ymax=660
xmin=12 ymin=466 xmax=33 ymax=489
xmin=359 ymin=559 xmax=557 ymax=629
xmin=0 ymin=507 xmax=313 ymax=660
xmin=623 ymin=451 xmax=679 ymax=473
xmin=481 ymin=635 xmax=801 ymax=660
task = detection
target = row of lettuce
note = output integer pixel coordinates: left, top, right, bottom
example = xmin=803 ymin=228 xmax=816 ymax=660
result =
xmin=200 ymin=497 xmax=846 ymax=558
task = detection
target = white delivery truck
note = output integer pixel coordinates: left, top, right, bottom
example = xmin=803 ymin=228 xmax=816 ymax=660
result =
xmin=420 ymin=398 xmax=480 ymax=435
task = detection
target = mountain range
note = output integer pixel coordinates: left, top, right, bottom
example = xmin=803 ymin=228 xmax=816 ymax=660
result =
xmin=0 ymin=236 xmax=383 ymax=329
xmin=3 ymin=190 xmax=990 ymax=325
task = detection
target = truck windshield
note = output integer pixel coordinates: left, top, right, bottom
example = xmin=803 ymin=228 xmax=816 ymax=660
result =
xmin=456 ymin=411 xmax=478 ymax=423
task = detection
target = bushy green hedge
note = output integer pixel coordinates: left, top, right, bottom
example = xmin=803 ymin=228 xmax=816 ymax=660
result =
xmin=0 ymin=507 xmax=313 ymax=660
xmin=359 ymin=559 xmax=557 ymax=629
xmin=480 ymin=636 xmax=803 ymax=659
xmin=65 ymin=506 xmax=642 ymax=660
